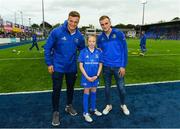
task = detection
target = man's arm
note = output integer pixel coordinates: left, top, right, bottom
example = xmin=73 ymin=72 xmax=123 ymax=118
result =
xmin=44 ymin=30 xmax=56 ymax=74
xmin=120 ymin=32 xmax=128 ymax=68
xmin=119 ymin=31 xmax=128 ymax=77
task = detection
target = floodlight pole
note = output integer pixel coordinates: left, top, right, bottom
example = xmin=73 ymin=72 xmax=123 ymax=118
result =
xmin=140 ymin=0 xmax=147 ymax=34
xmin=20 ymin=11 xmax=23 ymax=26
xmin=42 ymin=0 xmax=45 ymax=38
xmin=28 ymin=17 xmax=31 ymax=27
xmin=14 ymin=12 xmax=17 ymax=24
xmin=142 ymin=2 xmax=147 ymax=25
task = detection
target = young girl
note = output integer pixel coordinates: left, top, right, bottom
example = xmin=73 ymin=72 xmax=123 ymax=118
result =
xmin=78 ymin=35 xmax=103 ymax=122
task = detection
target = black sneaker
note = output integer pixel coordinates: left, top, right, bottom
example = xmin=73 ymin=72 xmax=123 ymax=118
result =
xmin=65 ymin=104 xmax=77 ymax=116
xmin=52 ymin=111 xmax=60 ymax=126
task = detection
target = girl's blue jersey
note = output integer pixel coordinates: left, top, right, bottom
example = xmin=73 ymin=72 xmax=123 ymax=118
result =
xmin=78 ymin=47 xmax=102 ymax=87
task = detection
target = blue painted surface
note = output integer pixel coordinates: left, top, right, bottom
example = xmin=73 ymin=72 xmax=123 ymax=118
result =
xmin=0 ymin=81 xmax=180 ymax=128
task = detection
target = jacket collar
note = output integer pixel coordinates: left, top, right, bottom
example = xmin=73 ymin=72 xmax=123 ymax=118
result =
xmin=102 ymin=28 xmax=115 ymax=38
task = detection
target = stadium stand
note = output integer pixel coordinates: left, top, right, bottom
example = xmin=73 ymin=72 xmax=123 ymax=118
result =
xmin=0 ymin=16 xmax=44 ymax=45
xmin=141 ymin=20 xmax=180 ymax=40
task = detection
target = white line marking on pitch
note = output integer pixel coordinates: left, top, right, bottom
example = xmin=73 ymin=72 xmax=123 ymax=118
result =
xmin=0 ymin=80 xmax=179 ymax=96
xmin=0 ymin=57 xmax=44 ymax=61
xmin=0 ymin=53 xmax=180 ymax=61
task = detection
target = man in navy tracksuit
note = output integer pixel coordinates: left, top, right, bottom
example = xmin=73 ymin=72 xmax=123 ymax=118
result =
xmin=29 ymin=33 xmax=39 ymax=51
xmin=97 ymin=15 xmax=130 ymax=116
xmin=140 ymin=31 xmax=147 ymax=56
xmin=44 ymin=11 xmax=85 ymax=126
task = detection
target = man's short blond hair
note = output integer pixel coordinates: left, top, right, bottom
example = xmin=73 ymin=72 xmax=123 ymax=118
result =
xmin=99 ymin=15 xmax=110 ymax=22
xmin=68 ymin=11 xmax=80 ymax=18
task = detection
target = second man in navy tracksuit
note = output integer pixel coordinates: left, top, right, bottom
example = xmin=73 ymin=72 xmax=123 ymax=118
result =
xmin=97 ymin=15 xmax=130 ymax=116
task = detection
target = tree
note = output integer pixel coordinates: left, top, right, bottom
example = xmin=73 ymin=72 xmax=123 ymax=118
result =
xmin=51 ymin=23 xmax=61 ymax=31
xmin=113 ymin=23 xmax=126 ymax=29
xmin=31 ymin=23 xmax=39 ymax=29
xmin=113 ymin=23 xmax=136 ymax=29
xmin=158 ymin=20 xmax=166 ymax=23
xmin=126 ymin=24 xmax=135 ymax=29
xmin=172 ymin=17 xmax=180 ymax=21
xmin=40 ymin=21 xmax=52 ymax=29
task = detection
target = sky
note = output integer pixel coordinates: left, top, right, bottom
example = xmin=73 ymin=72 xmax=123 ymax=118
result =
xmin=0 ymin=0 xmax=179 ymax=28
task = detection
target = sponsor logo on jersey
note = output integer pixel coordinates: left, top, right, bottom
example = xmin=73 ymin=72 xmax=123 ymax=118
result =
xmin=85 ymin=62 xmax=99 ymax=65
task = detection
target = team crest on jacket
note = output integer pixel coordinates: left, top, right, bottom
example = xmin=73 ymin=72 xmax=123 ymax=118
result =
xmin=74 ymin=38 xmax=79 ymax=43
xmin=101 ymin=37 xmax=105 ymax=41
xmin=112 ymin=34 xmax=116 ymax=39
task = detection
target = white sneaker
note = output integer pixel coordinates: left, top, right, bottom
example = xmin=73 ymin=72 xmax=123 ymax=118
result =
xmin=94 ymin=109 xmax=102 ymax=116
xmin=102 ymin=105 xmax=112 ymax=115
xmin=83 ymin=113 xmax=93 ymax=123
xmin=139 ymin=52 xmax=145 ymax=56
xmin=121 ymin=104 xmax=130 ymax=115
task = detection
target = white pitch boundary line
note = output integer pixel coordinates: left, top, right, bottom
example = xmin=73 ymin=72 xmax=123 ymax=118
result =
xmin=0 ymin=57 xmax=44 ymax=61
xmin=0 ymin=53 xmax=180 ymax=61
xmin=0 ymin=80 xmax=180 ymax=96
xmin=130 ymin=53 xmax=180 ymax=57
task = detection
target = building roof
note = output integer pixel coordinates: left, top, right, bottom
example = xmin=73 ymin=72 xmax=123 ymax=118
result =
xmin=141 ymin=20 xmax=180 ymax=27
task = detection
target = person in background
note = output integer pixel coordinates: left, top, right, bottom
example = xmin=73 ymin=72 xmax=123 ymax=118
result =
xmin=139 ymin=31 xmax=147 ymax=56
xmin=29 ymin=33 xmax=39 ymax=51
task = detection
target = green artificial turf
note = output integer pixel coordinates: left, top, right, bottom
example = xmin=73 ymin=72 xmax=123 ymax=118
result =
xmin=0 ymin=39 xmax=180 ymax=93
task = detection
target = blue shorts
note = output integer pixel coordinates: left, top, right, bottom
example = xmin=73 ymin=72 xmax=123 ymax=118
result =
xmin=80 ymin=78 xmax=99 ymax=88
